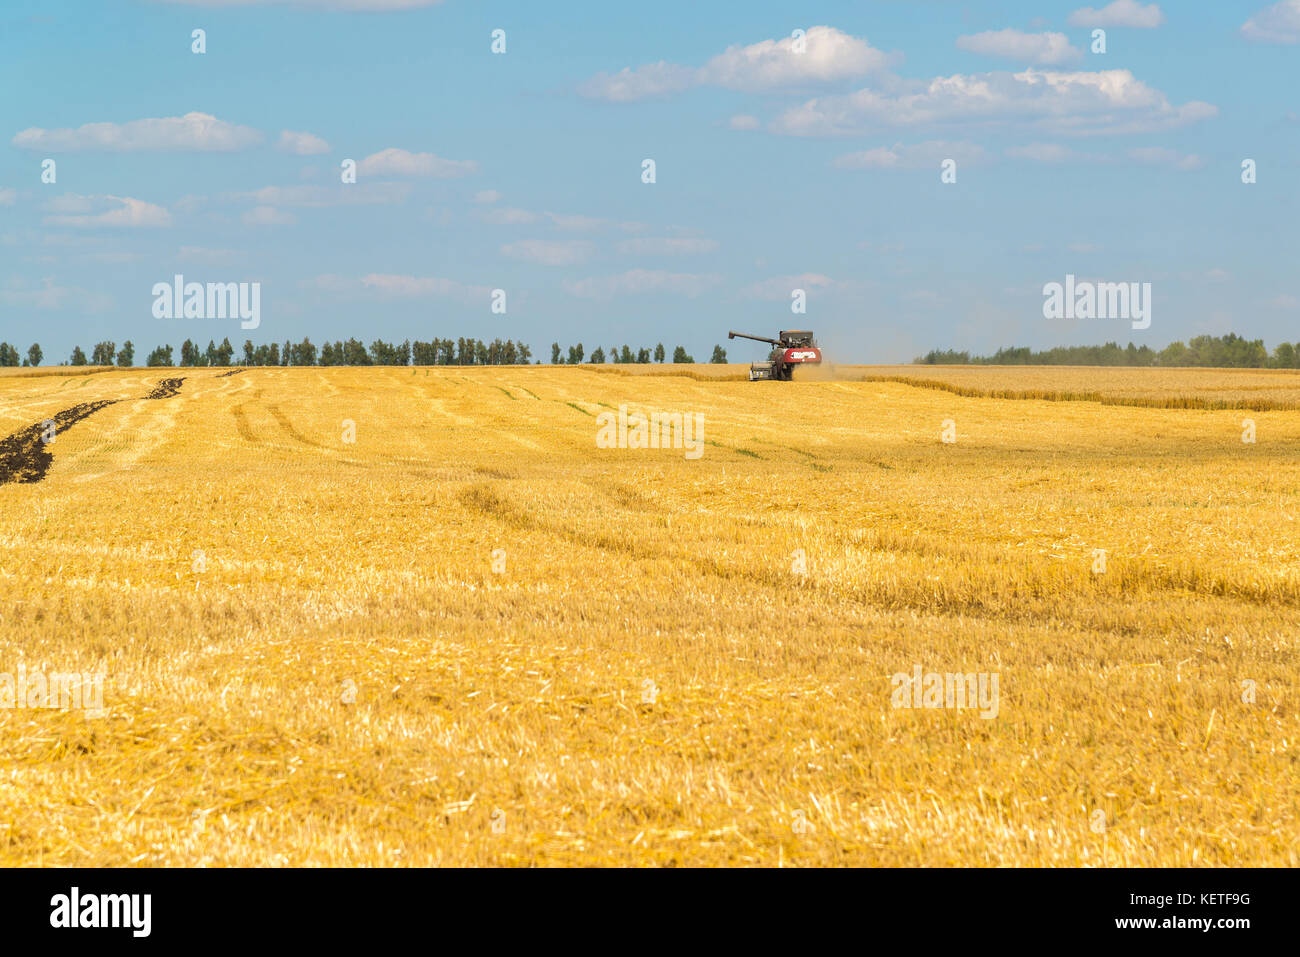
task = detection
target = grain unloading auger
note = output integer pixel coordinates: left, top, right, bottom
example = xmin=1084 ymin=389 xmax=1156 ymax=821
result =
xmin=727 ymin=330 xmax=822 ymax=381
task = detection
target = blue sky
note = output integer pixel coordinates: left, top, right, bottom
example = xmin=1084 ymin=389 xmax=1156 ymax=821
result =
xmin=1 ymin=0 xmax=1296 ymax=363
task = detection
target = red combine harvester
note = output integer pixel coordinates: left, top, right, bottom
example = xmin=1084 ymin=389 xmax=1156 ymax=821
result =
xmin=727 ymin=329 xmax=822 ymax=381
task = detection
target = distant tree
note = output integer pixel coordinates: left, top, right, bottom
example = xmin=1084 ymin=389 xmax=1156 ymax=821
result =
xmin=243 ymin=340 xmax=256 ymax=364
xmin=91 ymin=341 xmax=116 ymax=365
xmin=654 ymin=343 xmax=666 ymax=363
xmin=710 ymin=344 xmax=727 ymax=363
xmin=551 ymin=342 xmax=562 ymax=364
xmin=0 ymin=342 xmax=19 ymax=366
xmin=70 ymin=345 xmax=88 ymax=366
xmin=620 ymin=345 xmax=633 ymax=364
xmin=476 ymin=340 xmax=489 ymax=365
xmin=116 ymin=341 xmax=135 ymax=367
xmin=672 ymin=346 xmax=693 ymax=364
xmin=608 ymin=345 xmax=618 ymax=363
xmin=269 ymin=342 xmax=280 ymax=366
xmin=146 ymin=345 xmax=174 ymax=367
xmin=282 ymin=341 xmax=292 ymax=366
xmin=1275 ymin=342 xmax=1296 ymax=369
xmin=637 ymin=347 xmax=650 ymax=363
xmin=179 ymin=339 xmax=197 ymax=366
xmin=27 ymin=343 xmax=43 ymax=367
xmin=297 ymin=337 xmax=318 ymax=366
xmin=517 ymin=342 xmax=532 ymax=364
xmin=568 ymin=343 xmax=584 ymax=364
xmin=590 ymin=347 xmax=606 ymax=363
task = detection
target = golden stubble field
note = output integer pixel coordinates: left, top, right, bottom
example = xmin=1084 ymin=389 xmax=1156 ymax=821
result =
xmin=1 ymin=364 xmax=1297 ymax=866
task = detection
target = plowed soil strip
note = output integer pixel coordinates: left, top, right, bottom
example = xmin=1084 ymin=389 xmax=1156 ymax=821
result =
xmin=0 ymin=378 xmax=187 ymax=485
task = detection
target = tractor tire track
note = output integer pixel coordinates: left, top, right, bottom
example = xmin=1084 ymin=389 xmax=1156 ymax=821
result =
xmin=0 ymin=378 xmax=186 ymax=485
xmin=266 ymin=404 xmax=323 ymax=448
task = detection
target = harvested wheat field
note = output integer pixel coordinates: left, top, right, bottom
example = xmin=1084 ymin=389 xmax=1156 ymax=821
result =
xmin=1 ymin=364 xmax=1297 ymax=867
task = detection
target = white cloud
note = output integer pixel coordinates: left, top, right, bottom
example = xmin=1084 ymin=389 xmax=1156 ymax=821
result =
xmin=728 ymin=114 xmax=761 ymax=131
xmin=0 ymin=188 xmax=15 ymax=206
xmin=43 ymin=194 xmax=172 ymax=228
xmin=1241 ymin=1 xmax=1300 ymax=43
xmin=1128 ymin=146 xmax=1204 ymax=169
xmin=472 ymin=189 xmax=502 ymax=203
xmin=1264 ymin=293 xmax=1300 ymax=309
xmin=242 ymin=205 xmax=298 ymax=225
xmin=579 ymin=26 xmax=898 ymax=101
xmin=1205 ymin=268 xmax=1231 ymax=282
xmin=357 ymin=148 xmax=477 ymax=178
xmin=1068 ymin=2 xmax=1166 ymax=28
xmin=500 ymin=239 xmax=594 ymax=266
xmin=699 ymin=25 xmax=900 ymax=89
xmin=276 ymin=130 xmax=331 ymax=155
xmin=833 ymin=140 xmax=985 ymax=169
xmin=13 ymin=112 xmax=261 ymax=152
xmin=563 ymin=269 xmax=722 ymax=299
xmin=616 ymin=237 xmax=719 ymax=256
xmin=773 ymin=69 xmax=1215 ymax=137
xmin=235 ymin=182 xmax=410 ymax=207
xmin=956 ymin=30 xmax=1081 ymax=65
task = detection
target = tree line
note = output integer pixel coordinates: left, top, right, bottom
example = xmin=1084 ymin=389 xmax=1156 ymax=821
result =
xmin=915 ymin=335 xmax=1300 ymax=369
xmin=0 ymin=337 xmax=729 ymax=367
xmin=551 ymin=343 xmax=728 ymax=364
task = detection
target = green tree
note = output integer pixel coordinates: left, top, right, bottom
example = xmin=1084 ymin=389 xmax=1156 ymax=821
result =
xmin=116 ymin=341 xmax=135 ymax=367
xmin=672 ymin=346 xmax=693 ymax=364
xmin=27 ymin=343 xmax=43 ymax=367
xmin=146 ymin=344 xmax=174 ymax=367
xmin=710 ymin=344 xmax=727 ymax=363
xmin=551 ymin=342 xmax=562 ymax=364
xmin=654 ymin=343 xmax=665 ymax=363
xmin=70 ymin=345 xmax=88 ymax=366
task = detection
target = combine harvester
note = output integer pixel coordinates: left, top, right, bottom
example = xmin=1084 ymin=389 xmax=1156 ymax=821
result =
xmin=727 ymin=329 xmax=822 ymax=381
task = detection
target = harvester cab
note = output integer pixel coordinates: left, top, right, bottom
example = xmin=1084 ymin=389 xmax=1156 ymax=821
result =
xmin=727 ymin=329 xmax=822 ymax=381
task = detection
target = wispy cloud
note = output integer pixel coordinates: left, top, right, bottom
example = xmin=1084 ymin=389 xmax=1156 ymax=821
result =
xmin=1241 ymin=1 xmax=1300 ymax=43
xmin=563 ymin=269 xmax=722 ymax=299
xmin=13 ymin=112 xmax=261 ymax=152
xmin=0 ymin=276 xmax=113 ymax=312
xmin=306 ymin=273 xmax=489 ymax=305
xmin=956 ymin=30 xmax=1081 ymax=65
xmin=1068 ymin=2 xmax=1166 ymax=28
xmin=357 ymin=148 xmax=477 ymax=178
xmin=234 ymin=182 xmax=411 ymax=207
xmin=616 ymin=237 xmax=719 ymax=256
xmin=242 ymin=205 xmax=298 ymax=226
xmin=43 ymin=194 xmax=172 ymax=228
xmin=276 ymin=130 xmax=331 ymax=155
xmin=833 ymin=140 xmax=985 ymax=169
xmin=501 ymin=239 xmax=595 ymax=266
xmin=773 ymin=69 xmax=1215 ymax=137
